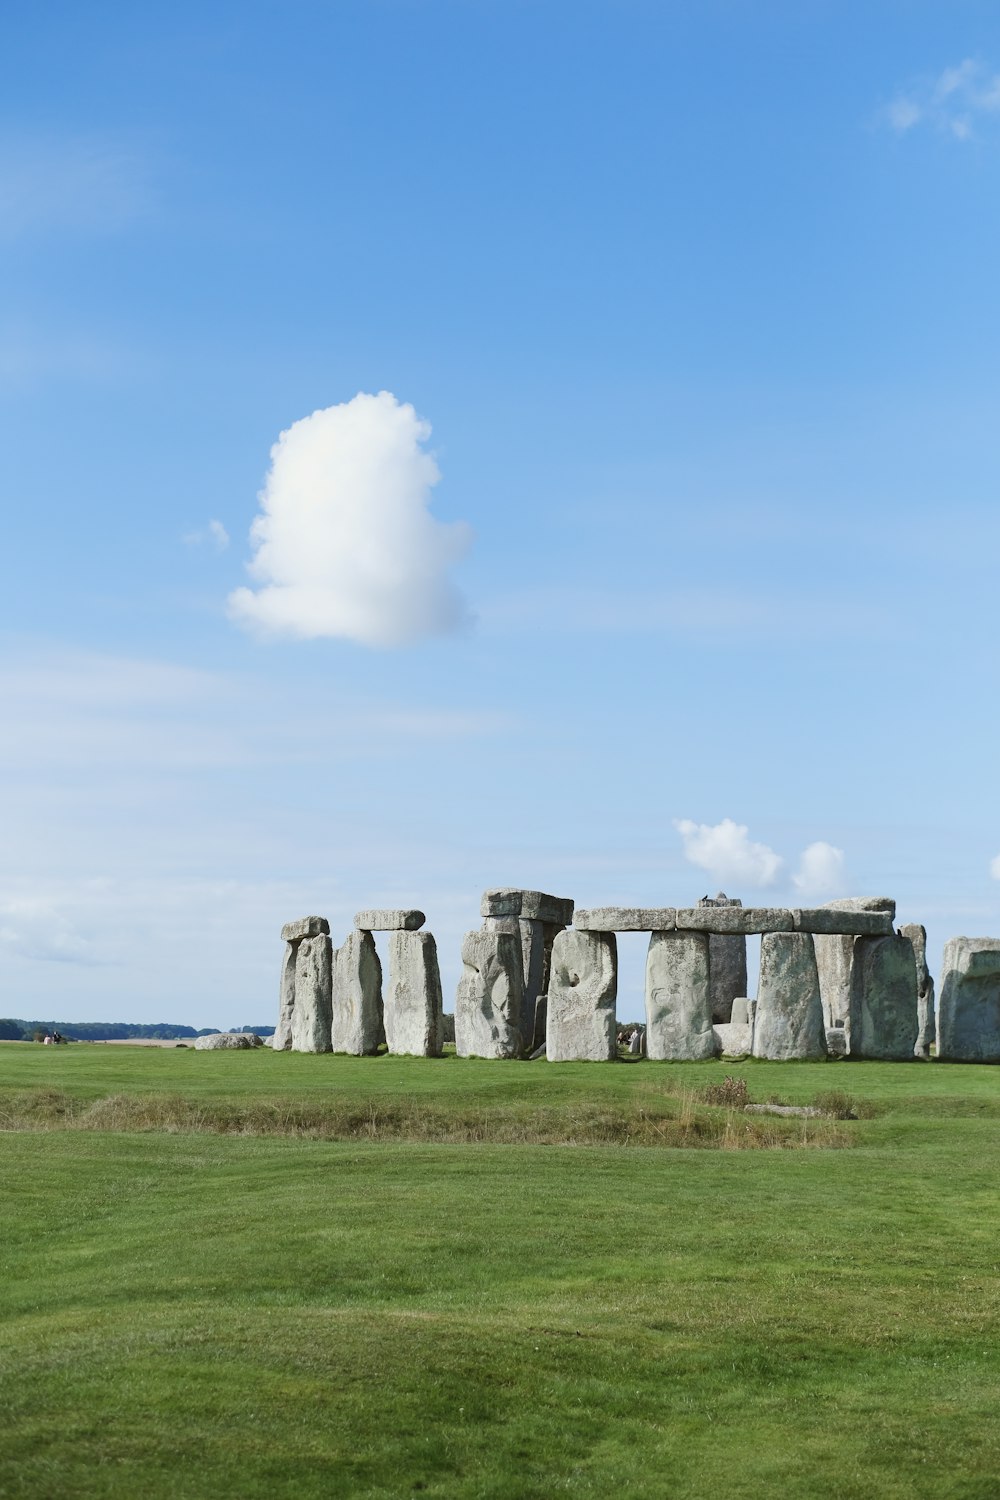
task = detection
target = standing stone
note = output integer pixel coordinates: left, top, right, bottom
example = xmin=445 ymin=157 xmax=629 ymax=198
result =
xmin=546 ymin=929 xmax=617 ymax=1062
xmin=938 ymin=938 xmax=1000 ymax=1062
xmin=697 ymin=893 xmax=748 ymax=1024
xmin=813 ymin=898 xmax=896 ymax=1029
xmin=847 ymin=933 xmax=918 ymax=1060
xmin=454 ymin=929 xmax=525 ymax=1059
xmin=273 ymin=942 xmax=297 ymax=1051
xmin=331 ymin=930 xmax=383 ymax=1055
xmin=290 ymin=932 xmax=333 ymax=1052
xmin=900 ymin=923 xmax=935 ymax=1059
xmin=645 ymin=931 xmax=717 ymax=1061
xmin=384 ymin=930 xmax=443 ymax=1057
xmin=753 ymin=932 xmax=826 ymax=1061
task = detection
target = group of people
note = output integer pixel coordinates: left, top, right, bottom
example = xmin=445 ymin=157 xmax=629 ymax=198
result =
xmin=41 ymin=1031 xmax=66 ymax=1045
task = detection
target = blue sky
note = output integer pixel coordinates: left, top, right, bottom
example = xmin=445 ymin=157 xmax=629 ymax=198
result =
xmin=2 ymin=1 xmax=999 ymax=1026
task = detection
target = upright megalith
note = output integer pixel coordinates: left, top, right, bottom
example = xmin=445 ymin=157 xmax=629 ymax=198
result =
xmin=697 ymin=893 xmax=748 ymax=1024
xmin=273 ymin=942 xmax=298 ymax=1052
xmin=847 ymin=933 xmax=918 ymax=1060
xmin=753 ymin=933 xmax=826 ymax=1061
xmin=480 ymin=889 xmax=573 ymax=1053
xmin=454 ymin=928 xmax=525 ymax=1059
xmin=813 ymin=897 xmax=896 ymax=1029
xmin=384 ymin=930 xmax=444 ymax=1057
xmin=290 ymin=928 xmax=334 ymax=1053
xmin=330 ymin=929 xmax=383 ymax=1055
xmin=900 ymin=923 xmax=935 ymax=1059
xmin=938 ymin=938 xmax=1000 ymax=1062
xmin=645 ymin=931 xmax=717 ymax=1061
xmin=546 ymin=929 xmax=617 ymax=1062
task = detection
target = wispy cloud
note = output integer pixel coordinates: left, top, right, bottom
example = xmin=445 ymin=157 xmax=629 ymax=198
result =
xmin=884 ymin=58 xmax=1000 ymax=141
xmin=183 ymin=519 xmax=230 ymax=551
xmin=0 ymin=132 xmax=152 ymax=240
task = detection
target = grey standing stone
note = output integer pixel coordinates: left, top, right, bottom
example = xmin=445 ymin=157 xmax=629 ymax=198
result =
xmin=900 ymin=923 xmax=935 ymax=1059
xmin=752 ymin=932 xmax=826 ymax=1061
xmin=645 ymin=931 xmax=717 ymax=1061
xmin=290 ymin=932 xmax=333 ymax=1052
xmin=384 ymin=930 xmax=443 ymax=1057
xmin=273 ymin=942 xmax=296 ymax=1051
xmin=813 ymin=898 xmax=897 ymax=1029
xmin=713 ymin=1022 xmax=753 ymax=1056
xmin=826 ymin=1027 xmax=848 ymax=1058
xmin=937 ymin=938 xmax=1000 ymax=1062
xmin=730 ymin=997 xmax=750 ymax=1026
xmin=330 ymin=930 xmax=383 ymax=1055
xmin=847 ymin=933 xmax=918 ymax=1060
xmin=454 ymin=929 xmax=525 ymax=1059
xmin=697 ymin=893 xmax=748 ymax=1023
xmin=546 ymin=929 xmax=618 ymax=1062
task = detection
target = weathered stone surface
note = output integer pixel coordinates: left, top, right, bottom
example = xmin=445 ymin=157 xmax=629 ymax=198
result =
xmin=441 ymin=1012 xmax=456 ymax=1045
xmin=480 ymin=889 xmax=574 ymax=926
xmin=546 ymin=929 xmax=618 ymax=1062
xmin=730 ymin=997 xmax=750 ymax=1026
xmin=847 ymin=934 xmax=918 ymax=1060
xmin=698 ymin=894 xmax=747 ymax=1023
xmin=713 ymin=1022 xmax=753 ymax=1055
xmin=454 ymin=929 xmax=525 ymax=1059
xmin=793 ymin=908 xmax=895 ymax=936
xmin=645 ymin=931 xmax=717 ymax=1061
xmin=574 ymin=908 xmax=676 ymax=932
xmin=813 ymin=898 xmax=895 ymax=1029
xmin=330 ymin=930 xmax=383 ymax=1055
xmin=675 ymin=907 xmax=795 ymax=935
xmin=354 ymin=909 xmax=425 ymax=932
xmin=290 ymin=932 xmax=333 ymax=1052
xmin=938 ymin=938 xmax=1000 ymax=1062
xmin=273 ymin=942 xmax=296 ymax=1051
xmin=753 ymin=933 xmax=826 ymax=1061
xmin=281 ymin=915 xmax=330 ymax=943
xmin=384 ymin=930 xmax=443 ymax=1057
xmin=194 ymin=1031 xmax=261 ymax=1050
xmin=826 ymin=1027 xmax=848 ymax=1058
xmin=900 ymin=923 xmax=935 ymax=1059
xmin=520 ymin=919 xmax=549 ymax=1053
xmin=628 ymin=1030 xmax=642 ymax=1055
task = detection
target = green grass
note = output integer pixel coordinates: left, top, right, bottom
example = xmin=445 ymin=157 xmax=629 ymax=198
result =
xmin=2 ymin=1045 xmax=1000 ymax=1497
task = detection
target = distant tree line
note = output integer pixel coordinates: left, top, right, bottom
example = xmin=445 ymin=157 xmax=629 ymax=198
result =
xmin=0 ymin=1020 xmax=275 ymax=1042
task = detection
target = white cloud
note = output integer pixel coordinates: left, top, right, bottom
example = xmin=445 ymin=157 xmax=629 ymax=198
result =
xmin=885 ymin=58 xmax=1000 ymax=140
xmin=990 ymin=854 xmax=1000 ymax=880
xmin=228 ymin=391 xmax=473 ymax=648
xmin=0 ymin=133 xmax=151 ymax=240
xmin=792 ymin=841 xmax=846 ymax=897
xmin=674 ymin=818 xmax=783 ymax=889
xmin=183 ymin=519 xmax=230 ymax=551
xmin=0 ymin=896 xmax=97 ymax=965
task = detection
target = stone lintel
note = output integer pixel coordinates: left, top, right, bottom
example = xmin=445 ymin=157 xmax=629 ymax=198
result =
xmin=675 ymin=907 xmax=794 ymax=935
xmin=574 ymin=907 xmax=676 ymax=933
xmin=354 ymin=909 xmax=425 ymax=932
xmin=281 ymin=915 xmax=331 ymax=943
xmin=793 ymin=908 xmax=894 ymax=936
xmin=480 ymin=889 xmax=574 ymax=925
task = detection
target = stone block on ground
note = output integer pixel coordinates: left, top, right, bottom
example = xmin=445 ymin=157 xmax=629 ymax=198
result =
xmin=194 ymin=1032 xmax=260 ymax=1050
xmin=675 ymin=907 xmax=795 ymax=935
xmin=753 ymin=932 xmax=826 ymax=1061
xmin=330 ymin=930 xmax=383 ymax=1055
xmin=574 ymin=907 xmax=676 ymax=932
xmin=354 ymin=909 xmax=425 ymax=932
xmin=546 ymin=929 xmax=618 ymax=1062
xmin=713 ymin=1022 xmax=753 ymax=1056
xmin=826 ymin=1027 xmax=848 ymax=1058
xmin=290 ymin=931 xmax=333 ymax=1052
xmin=480 ymin=889 xmax=574 ymax=926
xmin=847 ymin=934 xmax=918 ymax=1060
xmin=454 ymin=929 xmax=525 ymax=1059
xmin=280 ymin=915 xmax=330 ymax=943
xmin=384 ymin=930 xmax=443 ymax=1057
xmin=645 ymin=931 xmax=717 ymax=1061
xmin=937 ymin=938 xmax=1000 ymax=1062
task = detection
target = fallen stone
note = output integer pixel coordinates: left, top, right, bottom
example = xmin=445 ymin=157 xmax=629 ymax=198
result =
xmin=290 ymin=933 xmax=333 ymax=1052
xmin=937 ymin=938 xmax=1000 ymax=1062
xmin=900 ymin=923 xmax=935 ymax=1059
xmin=744 ymin=1103 xmax=823 ymax=1118
xmin=480 ymin=889 xmax=574 ymax=926
xmin=272 ymin=941 xmax=297 ymax=1051
xmin=330 ymin=930 xmax=383 ymax=1055
xmin=698 ymin=894 xmax=747 ymax=1023
xmin=793 ymin=908 xmax=895 ymax=935
xmin=546 ymin=930 xmax=618 ymax=1062
xmin=675 ymin=907 xmax=795 ymax=935
xmin=713 ymin=1021 xmax=753 ymax=1056
xmin=454 ymin=929 xmax=525 ymax=1059
xmin=645 ymin=931 xmax=717 ymax=1061
xmin=384 ymin=930 xmax=443 ymax=1057
xmin=753 ymin=932 xmax=826 ymax=1061
xmin=574 ymin=907 xmax=676 ymax=932
xmin=354 ymin=909 xmax=425 ymax=932
xmin=194 ymin=1032 xmax=260 ymax=1050
xmin=280 ymin=915 xmax=331 ymax=943
xmin=848 ymin=933 xmax=918 ymax=1060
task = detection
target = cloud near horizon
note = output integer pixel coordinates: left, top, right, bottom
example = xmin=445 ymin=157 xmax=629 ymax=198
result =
xmin=228 ymin=392 xmax=473 ymax=648
xmin=792 ymin=841 xmax=846 ymax=897
xmin=674 ymin=818 xmax=783 ymax=889
xmin=885 ymin=58 xmax=1000 ymax=140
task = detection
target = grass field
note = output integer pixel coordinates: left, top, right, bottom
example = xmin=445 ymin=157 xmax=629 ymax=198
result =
xmin=2 ymin=1045 xmax=1000 ymax=1498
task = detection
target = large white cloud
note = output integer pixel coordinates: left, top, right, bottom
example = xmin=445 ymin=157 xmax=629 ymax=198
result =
xmin=228 ymin=391 xmax=473 ymax=648
xmin=674 ymin=818 xmax=783 ymax=889
xmin=792 ymin=841 xmax=846 ymax=897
